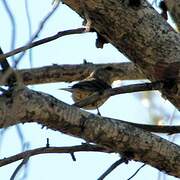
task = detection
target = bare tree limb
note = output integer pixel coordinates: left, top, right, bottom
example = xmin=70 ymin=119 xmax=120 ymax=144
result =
xmin=0 ymin=87 xmax=179 ymax=177
xmin=0 ymin=144 xmax=110 ymax=167
xmin=0 ymin=28 xmax=86 ymax=61
xmin=0 ymin=62 xmax=145 ymax=85
xmin=74 ymin=81 xmax=164 ymax=109
xmin=127 ymin=164 xmax=146 ymax=180
xmin=24 ymin=0 xmax=33 ymax=67
xmin=14 ymin=1 xmax=60 ymax=66
xmin=62 ymin=0 xmax=180 ymax=109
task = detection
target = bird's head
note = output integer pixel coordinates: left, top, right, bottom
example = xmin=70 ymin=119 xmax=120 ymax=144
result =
xmin=89 ymin=66 xmax=118 ymax=85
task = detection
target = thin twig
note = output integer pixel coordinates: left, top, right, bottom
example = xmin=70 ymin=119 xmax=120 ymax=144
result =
xmin=2 ymin=0 xmax=16 ymax=61
xmin=24 ymin=0 xmax=33 ymax=67
xmin=70 ymin=153 xmax=76 ymax=161
xmin=15 ymin=125 xmax=27 ymax=151
xmin=14 ymin=2 xmax=60 ymax=66
xmin=10 ymin=157 xmax=29 ymax=180
xmin=0 ymin=28 xmax=86 ymax=62
xmin=97 ymin=158 xmax=126 ymax=180
xmin=0 ymin=144 xmax=111 ymax=167
xmin=124 ymin=122 xmax=180 ymax=134
xmin=127 ymin=164 xmax=146 ymax=180
xmin=73 ymin=81 xmax=180 ymax=134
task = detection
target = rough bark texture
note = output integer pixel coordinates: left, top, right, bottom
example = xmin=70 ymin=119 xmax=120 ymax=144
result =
xmin=0 ymin=86 xmax=179 ymax=177
xmin=0 ymin=63 xmax=144 ymax=85
xmin=61 ymin=0 xmax=180 ymax=109
xmin=0 ymin=1 xmax=180 ymax=178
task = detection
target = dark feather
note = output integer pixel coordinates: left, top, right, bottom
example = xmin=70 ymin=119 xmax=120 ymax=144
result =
xmin=72 ymin=79 xmax=111 ymax=92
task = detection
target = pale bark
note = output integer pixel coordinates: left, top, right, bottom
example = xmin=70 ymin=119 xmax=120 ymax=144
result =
xmin=0 ymin=62 xmax=144 ymax=85
xmin=62 ymin=0 xmax=180 ymax=109
xmin=1 ymin=1 xmax=180 ymax=178
xmin=0 ymin=86 xmax=179 ymax=177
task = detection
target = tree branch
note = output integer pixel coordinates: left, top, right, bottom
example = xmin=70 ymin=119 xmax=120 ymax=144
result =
xmin=127 ymin=164 xmax=146 ymax=180
xmin=0 ymin=28 xmax=86 ymax=61
xmin=74 ymin=81 xmax=164 ymax=109
xmin=10 ymin=157 xmax=29 ymax=180
xmin=97 ymin=157 xmax=126 ymax=180
xmin=0 ymin=144 xmax=110 ymax=167
xmin=0 ymin=87 xmax=179 ymax=177
xmin=0 ymin=62 xmax=145 ymax=85
xmin=63 ymin=0 xmax=180 ymax=109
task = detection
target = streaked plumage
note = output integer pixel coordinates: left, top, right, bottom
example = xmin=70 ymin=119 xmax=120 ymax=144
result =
xmin=60 ymin=68 xmax=114 ymax=110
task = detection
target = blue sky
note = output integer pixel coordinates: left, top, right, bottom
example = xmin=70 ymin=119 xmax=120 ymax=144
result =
xmin=0 ymin=0 xmax=179 ymax=180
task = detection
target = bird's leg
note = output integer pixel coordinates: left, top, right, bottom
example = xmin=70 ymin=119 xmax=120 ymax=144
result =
xmin=97 ymin=107 xmax=101 ymax=116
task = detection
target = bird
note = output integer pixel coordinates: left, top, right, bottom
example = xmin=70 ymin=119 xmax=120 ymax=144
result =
xmin=60 ymin=67 xmax=115 ymax=114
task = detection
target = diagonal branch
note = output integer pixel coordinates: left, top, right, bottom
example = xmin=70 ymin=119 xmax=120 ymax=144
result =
xmin=63 ymin=0 xmax=180 ymax=109
xmin=0 ymin=28 xmax=86 ymax=61
xmin=14 ymin=2 xmax=60 ymax=66
xmin=74 ymin=81 xmax=163 ymax=109
xmin=127 ymin=164 xmax=146 ymax=180
xmin=0 ymin=87 xmax=179 ymax=177
xmin=97 ymin=157 xmax=126 ymax=180
xmin=10 ymin=157 xmax=29 ymax=180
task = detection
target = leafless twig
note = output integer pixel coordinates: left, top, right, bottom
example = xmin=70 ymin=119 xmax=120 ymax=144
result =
xmin=73 ymin=81 xmax=180 ymax=134
xmin=127 ymin=164 xmax=146 ymax=180
xmin=0 ymin=28 xmax=86 ymax=62
xmin=10 ymin=157 xmax=29 ymax=180
xmin=0 ymin=144 xmax=111 ymax=167
xmin=70 ymin=153 xmax=76 ymax=161
xmin=74 ymin=81 xmax=164 ymax=109
xmin=14 ymin=2 xmax=60 ymax=66
xmin=2 ymin=0 xmax=16 ymax=60
xmin=97 ymin=157 xmax=127 ymax=180
xmin=125 ymin=122 xmax=180 ymax=134
xmin=0 ymin=62 xmax=145 ymax=85
xmin=24 ymin=0 xmax=33 ymax=67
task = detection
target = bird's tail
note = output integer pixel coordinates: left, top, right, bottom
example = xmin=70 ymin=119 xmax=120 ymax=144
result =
xmin=58 ymin=88 xmax=73 ymax=93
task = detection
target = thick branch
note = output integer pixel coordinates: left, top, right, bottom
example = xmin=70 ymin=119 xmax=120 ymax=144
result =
xmin=62 ymin=0 xmax=180 ymax=109
xmin=0 ymin=63 xmax=144 ymax=85
xmin=0 ymin=87 xmax=179 ymax=177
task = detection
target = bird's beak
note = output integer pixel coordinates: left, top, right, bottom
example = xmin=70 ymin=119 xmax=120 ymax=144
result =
xmin=58 ymin=88 xmax=73 ymax=93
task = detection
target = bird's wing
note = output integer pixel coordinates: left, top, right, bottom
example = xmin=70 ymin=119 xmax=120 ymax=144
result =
xmin=72 ymin=79 xmax=111 ymax=92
